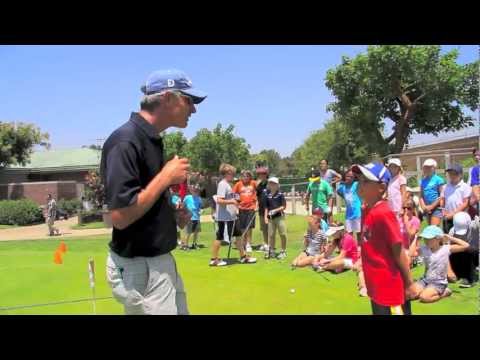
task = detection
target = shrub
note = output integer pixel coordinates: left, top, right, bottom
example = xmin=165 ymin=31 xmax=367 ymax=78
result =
xmin=407 ymin=176 xmax=419 ymax=188
xmin=0 ymin=199 xmax=44 ymax=226
xmin=57 ymin=198 xmax=82 ymax=215
xmin=78 ymin=210 xmax=103 ymax=225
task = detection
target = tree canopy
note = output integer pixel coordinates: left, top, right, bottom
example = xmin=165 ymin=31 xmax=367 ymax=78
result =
xmin=326 ymin=45 xmax=479 ymax=154
xmin=0 ymin=122 xmax=49 ymax=168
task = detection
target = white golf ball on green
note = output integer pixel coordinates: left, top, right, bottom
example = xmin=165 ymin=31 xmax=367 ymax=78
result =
xmin=290 ymin=288 xmax=295 ymax=294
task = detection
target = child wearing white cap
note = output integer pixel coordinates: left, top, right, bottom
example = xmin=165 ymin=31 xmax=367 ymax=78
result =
xmin=448 ymin=212 xmax=479 ymax=288
xmin=420 ymin=158 xmax=446 ymax=227
xmin=387 ymin=158 xmax=408 ymax=217
xmin=263 ymin=177 xmax=288 ymax=260
xmin=312 ymin=225 xmax=359 ymax=273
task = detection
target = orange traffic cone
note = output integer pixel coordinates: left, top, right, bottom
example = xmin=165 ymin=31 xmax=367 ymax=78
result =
xmin=59 ymin=241 xmax=67 ymax=253
xmin=53 ymin=250 xmax=63 ymax=264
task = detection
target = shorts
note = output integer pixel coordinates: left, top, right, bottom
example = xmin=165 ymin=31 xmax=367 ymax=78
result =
xmin=343 ymin=258 xmax=354 ymax=269
xmin=416 ymin=278 xmax=447 ymax=295
xmin=370 ymin=300 xmax=412 ymax=315
xmin=239 ymin=210 xmax=256 ymax=231
xmin=268 ymin=216 xmax=287 ymax=238
xmin=304 ymin=249 xmax=319 ymax=257
xmin=216 ymin=220 xmax=241 ymax=241
xmin=106 ymin=251 xmax=188 ymax=315
xmin=185 ymin=220 xmax=201 ymax=234
xmin=345 ymin=218 xmax=361 ymax=233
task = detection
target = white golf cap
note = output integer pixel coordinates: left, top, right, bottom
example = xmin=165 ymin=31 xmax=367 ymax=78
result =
xmin=423 ymin=158 xmax=437 ymax=167
xmin=452 ymin=212 xmax=471 ymax=236
xmin=325 ymin=226 xmax=345 ymax=237
xmin=387 ymin=158 xmax=402 ymax=167
xmin=268 ymin=177 xmax=279 ymax=184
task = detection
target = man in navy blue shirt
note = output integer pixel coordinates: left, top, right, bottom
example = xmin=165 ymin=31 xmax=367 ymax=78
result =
xmin=101 ymin=69 xmax=207 ymax=315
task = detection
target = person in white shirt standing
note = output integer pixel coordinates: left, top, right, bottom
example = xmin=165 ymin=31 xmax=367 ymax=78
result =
xmin=441 ymin=164 xmax=472 ymax=233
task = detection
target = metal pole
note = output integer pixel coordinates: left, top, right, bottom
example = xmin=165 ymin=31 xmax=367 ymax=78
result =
xmin=291 ymin=185 xmax=296 ymax=215
xmin=416 ymin=156 xmax=422 ymax=187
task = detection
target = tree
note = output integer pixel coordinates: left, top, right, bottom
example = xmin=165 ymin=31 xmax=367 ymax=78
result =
xmin=251 ymin=149 xmax=282 ymax=175
xmin=186 ymin=124 xmax=251 ymax=174
xmin=277 ymin=156 xmax=297 ymax=177
xmin=326 ymin=46 xmax=479 ymax=154
xmin=290 ymin=118 xmax=381 ymax=176
xmin=162 ymin=131 xmax=188 ymax=160
xmin=84 ymin=169 xmax=105 ymax=210
xmin=0 ymin=122 xmax=49 ymax=168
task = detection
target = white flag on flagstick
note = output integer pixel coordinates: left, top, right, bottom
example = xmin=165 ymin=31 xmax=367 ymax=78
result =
xmin=88 ymin=258 xmax=95 ymax=289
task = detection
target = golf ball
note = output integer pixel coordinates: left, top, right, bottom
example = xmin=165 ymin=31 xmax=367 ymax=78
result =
xmin=290 ymin=288 xmax=295 ymax=294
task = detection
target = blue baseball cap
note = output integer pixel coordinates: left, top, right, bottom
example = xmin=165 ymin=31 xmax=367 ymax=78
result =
xmin=446 ymin=164 xmax=463 ymax=175
xmin=419 ymin=225 xmax=444 ymax=239
xmin=351 ymin=162 xmax=391 ymax=184
xmin=140 ymin=69 xmax=207 ymax=104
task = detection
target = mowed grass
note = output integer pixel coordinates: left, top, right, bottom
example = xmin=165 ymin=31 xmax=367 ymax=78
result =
xmin=0 ymin=225 xmax=16 ymax=229
xmin=0 ymin=214 xmax=477 ymax=315
xmin=71 ymin=222 xmax=107 ymax=230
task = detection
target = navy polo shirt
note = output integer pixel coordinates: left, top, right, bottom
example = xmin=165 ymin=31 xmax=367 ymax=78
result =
xmin=100 ymin=112 xmax=177 ymax=258
xmin=262 ymin=189 xmax=286 ymax=218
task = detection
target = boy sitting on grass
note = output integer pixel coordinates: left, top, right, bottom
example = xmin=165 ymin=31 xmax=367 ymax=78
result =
xmin=291 ymin=215 xmax=328 ymax=269
xmin=352 ymin=162 xmax=420 ymax=315
xmin=312 ymin=225 xmax=359 ymax=273
xmin=409 ymin=225 xmax=469 ymax=303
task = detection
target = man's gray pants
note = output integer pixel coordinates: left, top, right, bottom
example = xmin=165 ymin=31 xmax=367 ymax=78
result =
xmin=106 ymin=251 xmax=189 ymax=315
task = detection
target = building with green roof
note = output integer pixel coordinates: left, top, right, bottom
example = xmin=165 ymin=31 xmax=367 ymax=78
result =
xmin=0 ymin=148 xmax=101 ymax=204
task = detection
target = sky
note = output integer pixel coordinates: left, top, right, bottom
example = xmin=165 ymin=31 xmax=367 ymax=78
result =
xmin=0 ymin=45 xmax=478 ymax=157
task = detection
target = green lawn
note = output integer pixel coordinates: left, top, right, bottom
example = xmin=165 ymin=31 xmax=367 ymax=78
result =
xmin=71 ymin=222 xmax=107 ymax=230
xmin=0 ymin=214 xmax=477 ymax=315
xmin=0 ymin=225 xmax=16 ymax=229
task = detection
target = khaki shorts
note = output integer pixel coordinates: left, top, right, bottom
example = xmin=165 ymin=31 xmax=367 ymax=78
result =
xmin=106 ymin=251 xmax=188 ymax=315
xmin=268 ymin=216 xmax=287 ymax=238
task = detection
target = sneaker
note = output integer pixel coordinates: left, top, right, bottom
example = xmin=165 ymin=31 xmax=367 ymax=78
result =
xmin=258 ymin=244 xmax=267 ymax=252
xmin=240 ymin=255 xmax=257 ymax=264
xmin=459 ymin=279 xmax=472 ymax=288
xmin=245 ymin=244 xmax=253 ymax=253
xmin=265 ymin=250 xmax=274 ymax=259
xmin=441 ymin=288 xmax=453 ymax=298
xmin=209 ymin=258 xmax=227 ymax=267
xmin=276 ymin=251 xmax=287 ymax=260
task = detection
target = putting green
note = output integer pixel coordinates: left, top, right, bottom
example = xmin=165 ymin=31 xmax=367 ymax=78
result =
xmin=0 ymin=215 xmax=477 ymax=315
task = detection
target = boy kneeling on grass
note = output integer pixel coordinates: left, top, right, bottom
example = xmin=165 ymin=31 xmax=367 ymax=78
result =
xmin=352 ymin=162 xmax=420 ymax=315
xmin=409 ymin=225 xmax=469 ymax=303
xmin=291 ymin=215 xmax=328 ymax=269
xmin=312 ymin=225 xmax=359 ymax=273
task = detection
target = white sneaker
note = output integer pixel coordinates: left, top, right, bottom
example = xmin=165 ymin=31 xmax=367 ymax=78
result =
xmin=259 ymin=244 xmax=269 ymax=252
xmin=240 ymin=256 xmax=257 ymax=264
xmin=246 ymin=244 xmax=253 ymax=253
xmin=209 ymin=258 xmax=227 ymax=267
xmin=276 ymin=251 xmax=287 ymax=260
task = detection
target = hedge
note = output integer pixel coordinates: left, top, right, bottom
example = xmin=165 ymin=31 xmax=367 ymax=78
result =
xmin=0 ymin=199 xmax=44 ymax=226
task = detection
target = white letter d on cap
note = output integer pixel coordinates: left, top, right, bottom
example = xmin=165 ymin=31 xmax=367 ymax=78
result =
xmin=167 ymin=79 xmax=175 ymax=87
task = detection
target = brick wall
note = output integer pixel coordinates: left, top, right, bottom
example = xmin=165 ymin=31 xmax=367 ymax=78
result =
xmin=0 ymin=181 xmax=80 ymax=205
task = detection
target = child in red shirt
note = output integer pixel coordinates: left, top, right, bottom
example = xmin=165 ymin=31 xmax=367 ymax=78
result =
xmin=352 ymin=162 xmax=421 ymax=315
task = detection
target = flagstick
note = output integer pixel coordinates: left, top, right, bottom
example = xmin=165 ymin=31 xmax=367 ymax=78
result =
xmin=88 ymin=258 xmax=97 ymax=315
xmin=92 ymin=285 xmax=97 ymax=315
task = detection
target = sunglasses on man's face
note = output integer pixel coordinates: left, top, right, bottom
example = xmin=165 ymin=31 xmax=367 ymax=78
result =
xmin=403 ymin=207 xmax=413 ymax=210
